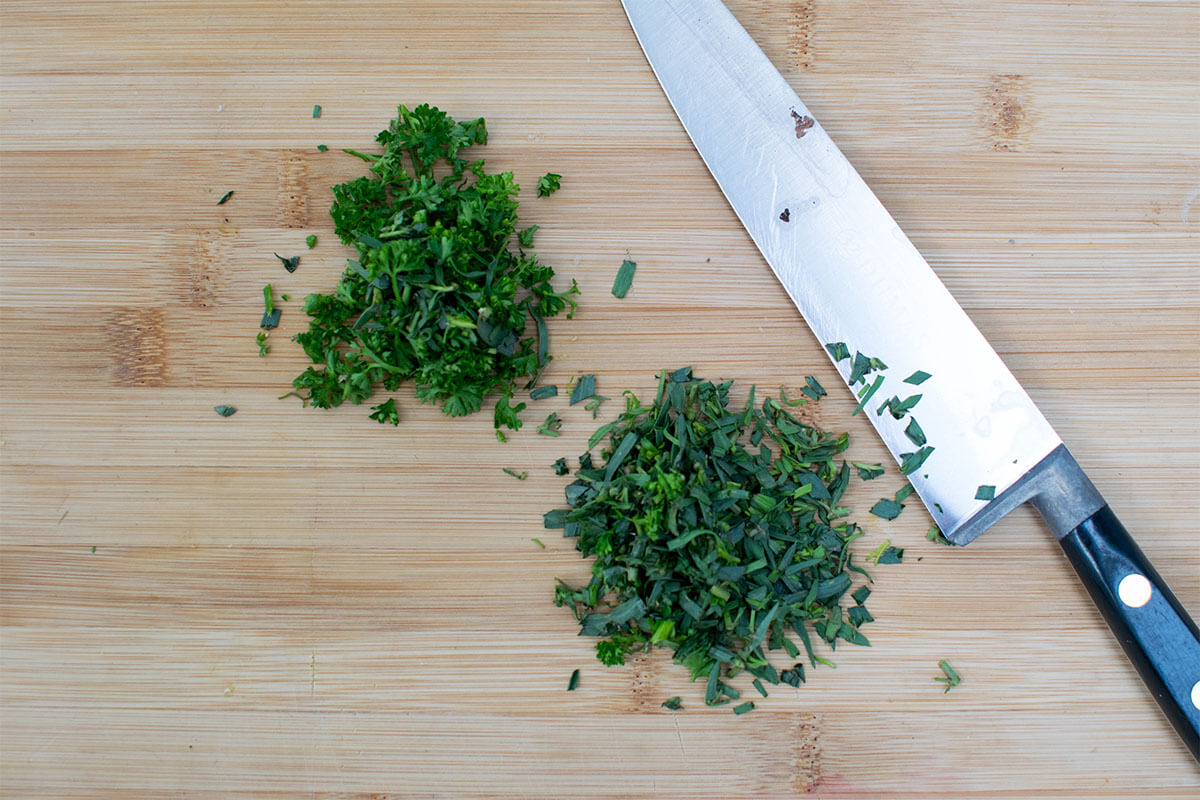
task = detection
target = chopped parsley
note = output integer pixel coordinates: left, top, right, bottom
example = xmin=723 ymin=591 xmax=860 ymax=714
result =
xmin=213 ymin=405 xmax=237 ymax=417
xmin=537 ymin=172 xmax=562 ymax=197
xmin=216 ymin=190 xmax=234 ymax=205
xmin=368 ymin=398 xmax=399 ymax=426
xmin=288 ymin=104 xmax=579 ymax=435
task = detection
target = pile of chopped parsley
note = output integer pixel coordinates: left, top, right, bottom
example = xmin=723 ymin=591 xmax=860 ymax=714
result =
xmin=548 ymin=368 xmax=877 ymax=710
xmin=291 ymin=104 xmax=578 ymax=437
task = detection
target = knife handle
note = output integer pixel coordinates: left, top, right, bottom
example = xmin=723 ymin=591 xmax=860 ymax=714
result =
xmin=1059 ymin=505 xmax=1200 ymax=760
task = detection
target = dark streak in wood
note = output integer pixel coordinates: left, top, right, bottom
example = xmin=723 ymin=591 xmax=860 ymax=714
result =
xmin=106 ymin=308 xmax=166 ymax=387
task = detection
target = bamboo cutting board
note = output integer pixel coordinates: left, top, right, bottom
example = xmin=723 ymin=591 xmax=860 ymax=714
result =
xmin=2 ymin=1 xmax=1198 ymax=796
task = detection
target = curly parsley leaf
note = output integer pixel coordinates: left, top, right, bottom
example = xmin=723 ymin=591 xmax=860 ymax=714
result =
xmin=537 ymin=172 xmax=562 ymax=197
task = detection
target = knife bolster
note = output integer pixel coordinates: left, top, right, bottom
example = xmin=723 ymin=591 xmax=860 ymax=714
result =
xmin=951 ymin=444 xmax=1104 ymax=544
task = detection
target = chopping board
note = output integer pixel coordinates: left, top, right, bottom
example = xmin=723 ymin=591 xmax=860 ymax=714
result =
xmin=2 ymin=1 xmax=1198 ymax=796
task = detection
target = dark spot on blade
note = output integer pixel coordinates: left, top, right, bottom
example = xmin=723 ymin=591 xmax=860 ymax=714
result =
xmin=779 ymin=208 xmax=791 ymax=222
xmin=791 ymin=110 xmax=815 ymax=138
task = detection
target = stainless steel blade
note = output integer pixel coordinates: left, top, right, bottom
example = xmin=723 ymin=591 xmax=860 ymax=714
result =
xmin=621 ymin=0 xmax=1063 ymax=542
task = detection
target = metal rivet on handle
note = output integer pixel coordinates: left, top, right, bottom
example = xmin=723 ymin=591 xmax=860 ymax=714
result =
xmin=1192 ymin=681 xmax=1200 ymax=711
xmin=1117 ymin=574 xmax=1153 ymax=608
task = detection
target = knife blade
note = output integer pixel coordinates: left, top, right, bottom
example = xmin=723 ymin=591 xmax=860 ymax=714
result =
xmin=621 ymin=0 xmax=1200 ymax=759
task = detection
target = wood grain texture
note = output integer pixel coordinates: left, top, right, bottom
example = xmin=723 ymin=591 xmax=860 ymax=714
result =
xmin=2 ymin=1 xmax=1198 ymax=797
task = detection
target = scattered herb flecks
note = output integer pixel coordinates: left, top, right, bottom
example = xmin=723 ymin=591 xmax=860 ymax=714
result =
xmin=662 ymin=696 xmax=683 ymax=710
xmin=869 ymin=499 xmax=903 ymax=520
xmin=530 ymin=384 xmax=558 ymax=401
xmin=312 ymin=104 xmax=322 ymax=118
xmin=532 ymin=537 xmax=546 ymax=548
xmin=927 ymin=525 xmax=952 ymax=545
xmin=306 ymin=234 xmax=318 ymax=249
xmin=611 ymin=259 xmax=637 ymax=299
xmin=975 ymin=484 xmax=996 ymax=501
xmin=567 ymin=668 xmax=580 ymax=691
xmin=538 ymin=412 xmax=563 ymax=437
xmin=854 ymin=462 xmax=884 ymax=481
xmin=553 ymin=457 xmax=569 ymax=476
xmin=537 ymin=172 xmax=562 ymax=197
xmin=288 ymin=104 xmax=578 ymax=435
xmin=261 ymin=284 xmax=281 ymax=329
xmin=214 ymin=405 xmax=237 ymax=417
xmin=904 ymin=370 xmax=932 ymax=385
xmin=801 ymin=375 xmax=826 ymax=400
xmin=317 ymin=144 xmax=329 ymax=152
xmin=257 ymin=330 xmax=270 ymax=356
xmin=216 ymin=190 xmax=234 ymax=205
xmin=550 ymin=368 xmax=877 ymax=709
xmin=733 ymin=701 xmax=756 ymax=715
xmin=503 ymin=467 xmax=528 ymax=480
xmin=569 ymin=374 xmax=596 ymax=406
xmin=867 ymin=540 xmax=903 ymax=565
xmin=368 ymin=398 xmax=399 ymax=426
xmin=934 ymin=659 xmax=961 ymax=692
xmin=274 ymin=252 xmax=300 ymax=273
xmin=583 ymin=395 xmax=609 ymax=419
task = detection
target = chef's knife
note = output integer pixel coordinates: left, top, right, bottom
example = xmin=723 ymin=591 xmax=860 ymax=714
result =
xmin=620 ymin=0 xmax=1200 ymax=758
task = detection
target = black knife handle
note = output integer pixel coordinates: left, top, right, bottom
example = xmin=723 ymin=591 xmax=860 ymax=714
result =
xmin=1059 ymin=505 xmax=1200 ymax=760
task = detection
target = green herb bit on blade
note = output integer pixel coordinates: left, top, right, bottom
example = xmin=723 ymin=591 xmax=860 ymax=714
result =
xmin=549 ymin=368 xmax=876 ymax=709
xmin=611 ymin=259 xmax=636 ymax=298
xmin=904 ymin=370 xmax=931 ymax=385
xmin=537 ymin=412 xmax=563 ymax=437
xmin=825 ymin=341 xmax=850 ymax=361
xmin=213 ymin=405 xmax=237 ymax=417
xmin=289 ymin=104 xmax=578 ymax=434
xmin=975 ymin=484 xmax=996 ymax=501
xmin=934 ymin=659 xmax=962 ymax=692
xmin=537 ymin=172 xmax=562 ymax=197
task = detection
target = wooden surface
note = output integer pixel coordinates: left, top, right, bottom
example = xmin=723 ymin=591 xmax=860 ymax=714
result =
xmin=2 ymin=1 xmax=1198 ymax=796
